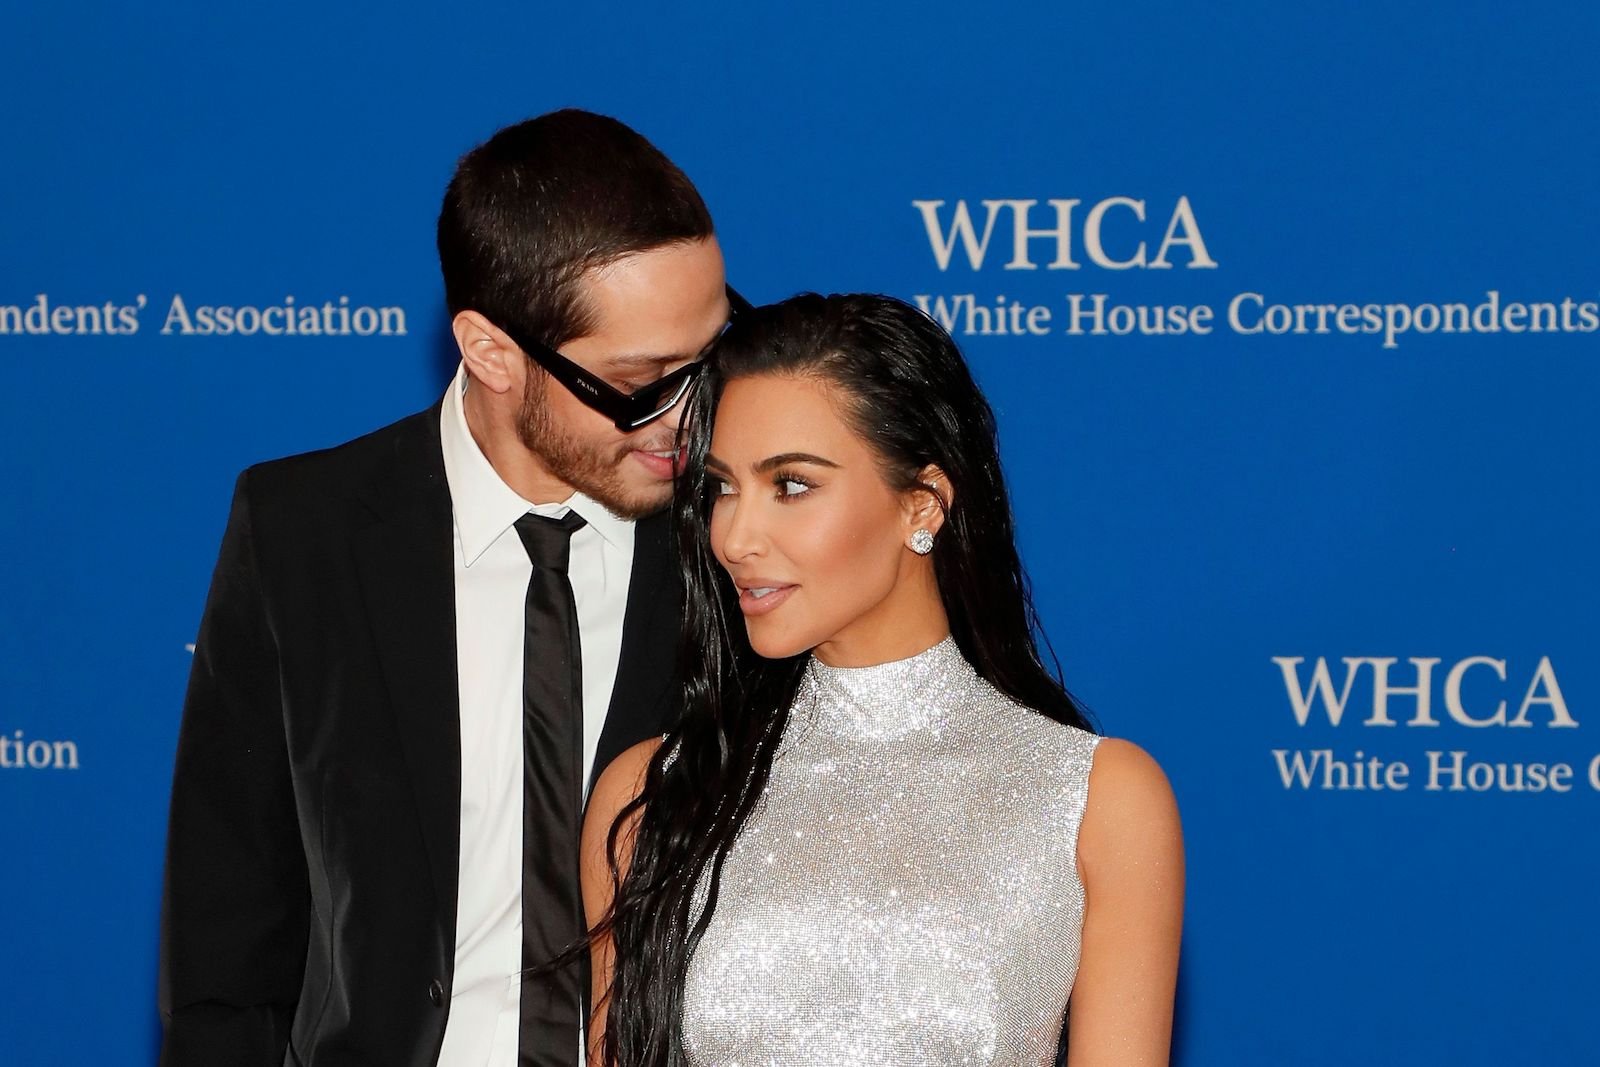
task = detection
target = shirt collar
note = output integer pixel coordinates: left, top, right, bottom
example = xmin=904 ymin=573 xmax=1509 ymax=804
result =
xmin=438 ymin=364 xmax=634 ymax=566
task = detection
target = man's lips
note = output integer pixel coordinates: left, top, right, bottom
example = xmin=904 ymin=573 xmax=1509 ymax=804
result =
xmin=630 ymin=444 xmax=686 ymax=478
xmin=735 ymin=581 xmax=797 ymax=616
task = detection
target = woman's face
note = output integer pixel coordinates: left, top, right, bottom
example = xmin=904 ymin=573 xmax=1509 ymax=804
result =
xmin=706 ymin=371 xmax=946 ymax=665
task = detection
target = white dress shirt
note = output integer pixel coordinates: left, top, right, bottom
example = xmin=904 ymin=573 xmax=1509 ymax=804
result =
xmin=435 ymin=364 xmax=635 ymax=1067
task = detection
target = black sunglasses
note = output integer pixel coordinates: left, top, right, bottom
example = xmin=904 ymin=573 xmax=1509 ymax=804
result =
xmin=505 ymin=285 xmax=752 ymax=432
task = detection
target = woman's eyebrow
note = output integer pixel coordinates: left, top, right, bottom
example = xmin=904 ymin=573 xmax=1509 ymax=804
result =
xmin=705 ymin=451 xmax=841 ymax=475
xmin=753 ymin=452 xmax=840 ymax=473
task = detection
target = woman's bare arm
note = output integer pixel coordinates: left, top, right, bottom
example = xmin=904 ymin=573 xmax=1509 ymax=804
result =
xmin=1066 ymin=738 xmax=1185 ymax=1066
xmin=580 ymin=736 xmax=662 ymax=1066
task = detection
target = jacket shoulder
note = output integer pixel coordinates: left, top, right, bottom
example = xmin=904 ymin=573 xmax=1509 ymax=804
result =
xmin=239 ymin=404 xmax=443 ymax=515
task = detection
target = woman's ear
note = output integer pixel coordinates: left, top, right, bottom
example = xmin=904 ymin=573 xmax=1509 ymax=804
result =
xmin=452 ymin=309 xmax=523 ymax=396
xmin=903 ymin=464 xmax=953 ymax=539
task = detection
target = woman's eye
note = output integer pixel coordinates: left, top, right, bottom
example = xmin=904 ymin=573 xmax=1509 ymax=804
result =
xmin=779 ymin=478 xmax=811 ymax=497
xmin=714 ymin=480 xmax=736 ymax=496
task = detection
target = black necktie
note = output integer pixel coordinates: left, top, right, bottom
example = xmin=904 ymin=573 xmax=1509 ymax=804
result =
xmin=514 ymin=510 xmax=587 ymax=1067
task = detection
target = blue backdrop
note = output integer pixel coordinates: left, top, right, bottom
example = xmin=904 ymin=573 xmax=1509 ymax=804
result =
xmin=3 ymin=2 xmax=1596 ymax=1062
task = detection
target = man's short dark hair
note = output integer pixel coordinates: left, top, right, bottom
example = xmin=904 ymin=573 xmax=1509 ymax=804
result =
xmin=437 ymin=109 xmax=715 ymax=348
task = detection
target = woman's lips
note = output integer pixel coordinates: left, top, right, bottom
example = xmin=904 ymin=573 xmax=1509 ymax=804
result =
xmin=737 ymin=583 xmax=797 ymax=616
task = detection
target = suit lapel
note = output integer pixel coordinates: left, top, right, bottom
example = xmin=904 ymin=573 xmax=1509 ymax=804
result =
xmin=590 ymin=508 xmax=682 ymax=793
xmin=347 ymin=410 xmax=681 ymax=891
xmin=352 ymin=407 xmax=462 ymax=922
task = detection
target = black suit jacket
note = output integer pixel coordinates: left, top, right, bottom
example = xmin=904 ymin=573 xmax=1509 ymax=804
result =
xmin=159 ymin=405 xmax=681 ymax=1067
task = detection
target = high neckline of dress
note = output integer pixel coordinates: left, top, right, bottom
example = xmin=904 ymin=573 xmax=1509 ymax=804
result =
xmin=798 ymin=635 xmax=977 ymax=740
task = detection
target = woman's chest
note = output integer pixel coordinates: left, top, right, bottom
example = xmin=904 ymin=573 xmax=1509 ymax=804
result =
xmin=681 ymin=752 xmax=1087 ymax=1066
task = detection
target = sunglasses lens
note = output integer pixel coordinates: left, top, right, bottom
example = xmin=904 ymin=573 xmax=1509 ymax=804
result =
xmin=623 ymin=372 xmax=698 ymax=430
xmin=635 ymin=383 xmax=687 ymax=427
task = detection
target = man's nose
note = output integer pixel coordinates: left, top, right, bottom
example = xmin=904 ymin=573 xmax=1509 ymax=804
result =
xmin=657 ymin=382 xmax=696 ymax=437
xmin=658 ymin=404 xmax=685 ymax=438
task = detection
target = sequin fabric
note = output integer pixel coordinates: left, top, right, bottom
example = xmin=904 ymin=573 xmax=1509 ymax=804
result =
xmin=681 ymin=637 xmax=1100 ymax=1066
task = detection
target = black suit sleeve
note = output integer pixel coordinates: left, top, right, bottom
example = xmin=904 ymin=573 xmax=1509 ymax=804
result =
xmin=159 ymin=470 xmax=309 ymax=1066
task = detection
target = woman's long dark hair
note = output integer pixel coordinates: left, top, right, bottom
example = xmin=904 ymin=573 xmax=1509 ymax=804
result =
xmin=594 ymin=293 xmax=1094 ymax=1065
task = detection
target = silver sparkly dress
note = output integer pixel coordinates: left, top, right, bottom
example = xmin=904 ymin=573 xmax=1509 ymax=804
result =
xmin=680 ymin=637 xmax=1101 ymax=1066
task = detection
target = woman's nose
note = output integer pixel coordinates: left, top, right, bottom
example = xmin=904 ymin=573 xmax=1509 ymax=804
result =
xmin=716 ymin=496 xmax=768 ymax=562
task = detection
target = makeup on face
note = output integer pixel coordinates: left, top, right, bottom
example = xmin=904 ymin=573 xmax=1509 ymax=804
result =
xmin=706 ymin=373 xmax=941 ymax=665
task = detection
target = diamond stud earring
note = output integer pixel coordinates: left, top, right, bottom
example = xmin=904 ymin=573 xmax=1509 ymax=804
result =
xmin=909 ymin=529 xmax=935 ymax=555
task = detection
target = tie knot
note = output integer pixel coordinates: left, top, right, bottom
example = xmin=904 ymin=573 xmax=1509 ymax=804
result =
xmin=514 ymin=510 xmax=587 ymax=571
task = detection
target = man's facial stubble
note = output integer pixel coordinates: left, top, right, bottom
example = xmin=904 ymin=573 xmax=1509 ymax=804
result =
xmin=515 ymin=368 xmax=676 ymax=520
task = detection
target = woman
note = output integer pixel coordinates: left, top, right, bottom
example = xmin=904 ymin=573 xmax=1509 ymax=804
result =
xmin=580 ymin=293 xmax=1183 ymax=1066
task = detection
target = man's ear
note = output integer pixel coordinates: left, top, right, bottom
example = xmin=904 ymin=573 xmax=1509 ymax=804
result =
xmin=903 ymin=464 xmax=953 ymax=538
xmin=452 ymin=310 xmax=522 ymax=396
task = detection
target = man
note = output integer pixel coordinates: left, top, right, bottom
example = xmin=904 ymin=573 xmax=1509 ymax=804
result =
xmin=159 ymin=110 xmax=735 ymax=1067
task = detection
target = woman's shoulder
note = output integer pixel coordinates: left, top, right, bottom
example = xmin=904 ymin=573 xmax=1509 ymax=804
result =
xmin=985 ymin=688 xmax=1102 ymax=762
xmin=587 ymin=737 xmax=664 ymax=826
xmin=1079 ymin=737 xmax=1183 ymax=875
xmin=1086 ymin=737 xmax=1174 ymax=810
